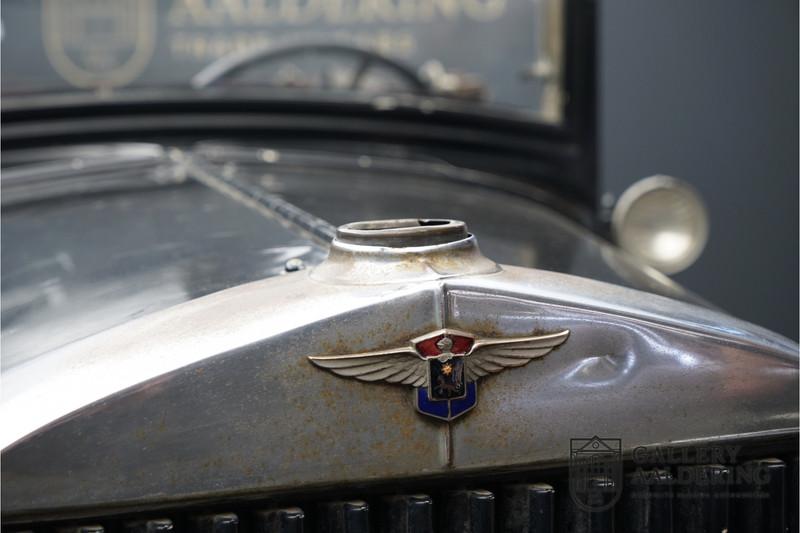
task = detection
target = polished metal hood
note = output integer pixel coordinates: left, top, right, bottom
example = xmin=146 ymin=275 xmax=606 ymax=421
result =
xmin=2 ymin=219 xmax=797 ymax=518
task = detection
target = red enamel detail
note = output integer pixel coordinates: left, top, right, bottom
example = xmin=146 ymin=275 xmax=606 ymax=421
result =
xmin=450 ymin=335 xmax=474 ymax=354
xmin=416 ymin=335 xmax=445 ymax=357
xmin=415 ymin=333 xmax=474 ymax=357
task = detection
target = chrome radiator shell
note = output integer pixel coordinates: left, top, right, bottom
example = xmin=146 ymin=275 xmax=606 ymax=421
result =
xmin=2 ymin=220 xmax=796 ymax=517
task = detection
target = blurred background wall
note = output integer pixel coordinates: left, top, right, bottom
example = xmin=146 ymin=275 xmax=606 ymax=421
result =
xmin=599 ymin=0 xmax=798 ymax=340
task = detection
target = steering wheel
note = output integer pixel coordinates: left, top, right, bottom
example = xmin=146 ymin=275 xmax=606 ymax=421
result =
xmin=192 ymin=41 xmax=432 ymax=94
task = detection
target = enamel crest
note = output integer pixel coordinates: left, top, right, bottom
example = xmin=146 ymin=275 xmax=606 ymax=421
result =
xmin=308 ymin=328 xmax=569 ymax=421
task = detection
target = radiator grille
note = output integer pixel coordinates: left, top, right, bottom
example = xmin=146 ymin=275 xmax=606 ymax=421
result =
xmin=7 ymin=456 xmax=798 ymax=533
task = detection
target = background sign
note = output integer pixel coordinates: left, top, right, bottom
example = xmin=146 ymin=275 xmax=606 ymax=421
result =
xmin=1 ymin=0 xmax=565 ymax=121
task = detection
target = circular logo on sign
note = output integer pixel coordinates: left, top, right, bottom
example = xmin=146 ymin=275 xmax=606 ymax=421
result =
xmin=42 ymin=0 xmax=156 ymax=90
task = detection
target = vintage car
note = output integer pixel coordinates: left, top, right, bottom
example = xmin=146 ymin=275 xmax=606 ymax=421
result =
xmin=2 ymin=1 xmax=798 ymax=532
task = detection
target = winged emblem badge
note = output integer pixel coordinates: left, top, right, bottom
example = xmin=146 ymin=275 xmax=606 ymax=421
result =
xmin=309 ymin=328 xmax=569 ymax=421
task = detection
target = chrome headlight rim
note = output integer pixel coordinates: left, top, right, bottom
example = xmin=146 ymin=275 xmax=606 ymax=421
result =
xmin=611 ymin=175 xmax=710 ymax=275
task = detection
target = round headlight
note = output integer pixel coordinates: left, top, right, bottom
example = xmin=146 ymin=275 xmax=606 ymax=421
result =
xmin=611 ymin=175 xmax=709 ymax=274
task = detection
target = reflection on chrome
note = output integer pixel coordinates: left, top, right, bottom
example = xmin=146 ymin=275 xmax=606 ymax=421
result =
xmin=562 ymin=353 xmax=636 ymax=389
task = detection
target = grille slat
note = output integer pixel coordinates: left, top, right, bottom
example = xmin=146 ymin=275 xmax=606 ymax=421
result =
xmin=499 ymin=483 xmax=554 ymax=533
xmin=621 ymin=469 xmax=672 ymax=533
xmin=124 ymin=519 xmax=174 ymax=533
xmin=674 ymin=465 xmax=729 ymax=533
xmin=317 ymin=501 xmax=369 ymax=533
xmin=732 ymin=458 xmax=786 ymax=533
xmin=790 ymin=458 xmax=799 ymax=533
xmin=193 ymin=514 xmax=239 ymax=533
xmin=382 ymin=494 xmax=433 ymax=533
xmin=441 ymin=490 xmax=494 ymax=533
xmin=253 ymin=508 xmax=304 ymax=533
xmin=557 ymin=476 xmax=615 ymax=533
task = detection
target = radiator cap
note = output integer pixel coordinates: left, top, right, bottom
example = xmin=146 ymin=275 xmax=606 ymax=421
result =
xmin=310 ymin=219 xmax=500 ymax=284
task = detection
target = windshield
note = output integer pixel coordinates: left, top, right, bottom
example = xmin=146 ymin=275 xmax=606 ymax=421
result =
xmin=1 ymin=0 xmax=565 ymax=122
